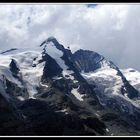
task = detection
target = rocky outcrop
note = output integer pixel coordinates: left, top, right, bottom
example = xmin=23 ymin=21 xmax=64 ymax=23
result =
xmin=9 ymin=59 xmax=20 ymax=77
xmin=73 ymin=49 xmax=108 ymax=72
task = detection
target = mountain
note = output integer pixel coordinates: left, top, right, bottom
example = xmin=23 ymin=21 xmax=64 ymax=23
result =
xmin=73 ymin=49 xmax=140 ymax=129
xmin=73 ymin=49 xmax=139 ymax=98
xmin=0 ymin=37 xmax=140 ymax=136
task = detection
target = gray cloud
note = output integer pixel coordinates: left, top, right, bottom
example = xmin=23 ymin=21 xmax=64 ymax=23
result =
xmin=0 ymin=4 xmax=140 ymax=70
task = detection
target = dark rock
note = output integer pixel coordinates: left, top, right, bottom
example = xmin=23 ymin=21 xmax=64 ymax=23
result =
xmin=42 ymin=53 xmax=63 ymax=80
xmin=9 ymin=59 xmax=20 ymax=76
xmin=1 ymin=48 xmax=18 ymax=54
xmin=73 ymin=49 xmax=106 ymax=73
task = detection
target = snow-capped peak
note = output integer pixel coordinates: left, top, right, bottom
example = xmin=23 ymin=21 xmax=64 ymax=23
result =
xmin=40 ymin=36 xmax=65 ymax=51
xmin=42 ymin=40 xmax=75 ymax=80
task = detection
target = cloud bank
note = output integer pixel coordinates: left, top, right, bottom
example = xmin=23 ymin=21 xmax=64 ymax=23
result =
xmin=0 ymin=4 xmax=140 ymax=70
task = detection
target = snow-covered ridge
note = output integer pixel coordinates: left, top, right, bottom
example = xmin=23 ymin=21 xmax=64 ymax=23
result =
xmin=121 ymin=68 xmax=140 ymax=91
xmin=42 ymin=41 xmax=77 ymax=81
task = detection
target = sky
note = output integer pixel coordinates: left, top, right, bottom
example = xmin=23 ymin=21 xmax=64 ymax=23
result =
xmin=0 ymin=4 xmax=140 ymax=70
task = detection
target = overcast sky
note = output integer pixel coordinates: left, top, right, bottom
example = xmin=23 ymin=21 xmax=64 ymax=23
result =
xmin=0 ymin=4 xmax=140 ymax=70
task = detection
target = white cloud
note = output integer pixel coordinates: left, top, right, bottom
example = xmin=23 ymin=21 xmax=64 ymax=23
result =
xmin=0 ymin=4 xmax=139 ymax=70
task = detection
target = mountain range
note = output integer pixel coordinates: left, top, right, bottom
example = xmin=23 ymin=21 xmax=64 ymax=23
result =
xmin=0 ymin=37 xmax=140 ymax=136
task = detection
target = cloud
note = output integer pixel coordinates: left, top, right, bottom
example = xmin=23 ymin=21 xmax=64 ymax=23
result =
xmin=0 ymin=4 xmax=139 ymax=70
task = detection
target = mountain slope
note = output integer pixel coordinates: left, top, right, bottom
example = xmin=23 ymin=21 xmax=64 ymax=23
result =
xmin=73 ymin=49 xmax=140 ymax=130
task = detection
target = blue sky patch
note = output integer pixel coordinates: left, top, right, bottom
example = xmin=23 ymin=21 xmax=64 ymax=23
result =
xmin=87 ymin=4 xmax=98 ymax=8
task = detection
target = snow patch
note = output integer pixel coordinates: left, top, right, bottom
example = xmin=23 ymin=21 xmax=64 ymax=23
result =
xmin=111 ymin=133 xmax=114 ymax=136
xmin=17 ymin=96 xmax=25 ymax=101
xmin=106 ymin=128 xmax=109 ymax=132
xmin=40 ymin=82 xmax=49 ymax=88
xmin=71 ymin=86 xmax=85 ymax=101
xmin=95 ymin=113 xmax=100 ymax=117
xmin=73 ymin=80 xmax=78 ymax=83
xmin=55 ymin=109 xmax=68 ymax=115
xmin=124 ymin=93 xmax=128 ymax=98
xmin=52 ymin=76 xmax=63 ymax=80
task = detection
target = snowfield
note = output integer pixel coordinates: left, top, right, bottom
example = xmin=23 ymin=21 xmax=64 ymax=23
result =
xmin=71 ymin=86 xmax=85 ymax=101
xmin=81 ymin=66 xmax=124 ymax=96
xmin=81 ymin=63 xmax=140 ymax=108
xmin=0 ymin=51 xmax=45 ymax=99
xmin=121 ymin=68 xmax=140 ymax=92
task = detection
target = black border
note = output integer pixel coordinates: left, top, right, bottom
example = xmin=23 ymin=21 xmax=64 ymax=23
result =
xmin=0 ymin=0 xmax=140 ymax=3
xmin=0 ymin=0 xmax=140 ymax=139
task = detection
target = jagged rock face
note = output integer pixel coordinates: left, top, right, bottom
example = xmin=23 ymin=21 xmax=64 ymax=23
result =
xmin=9 ymin=59 xmax=20 ymax=76
xmin=73 ymin=49 xmax=110 ymax=73
xmin=42 ymin=53 xmax=63 ymax=80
